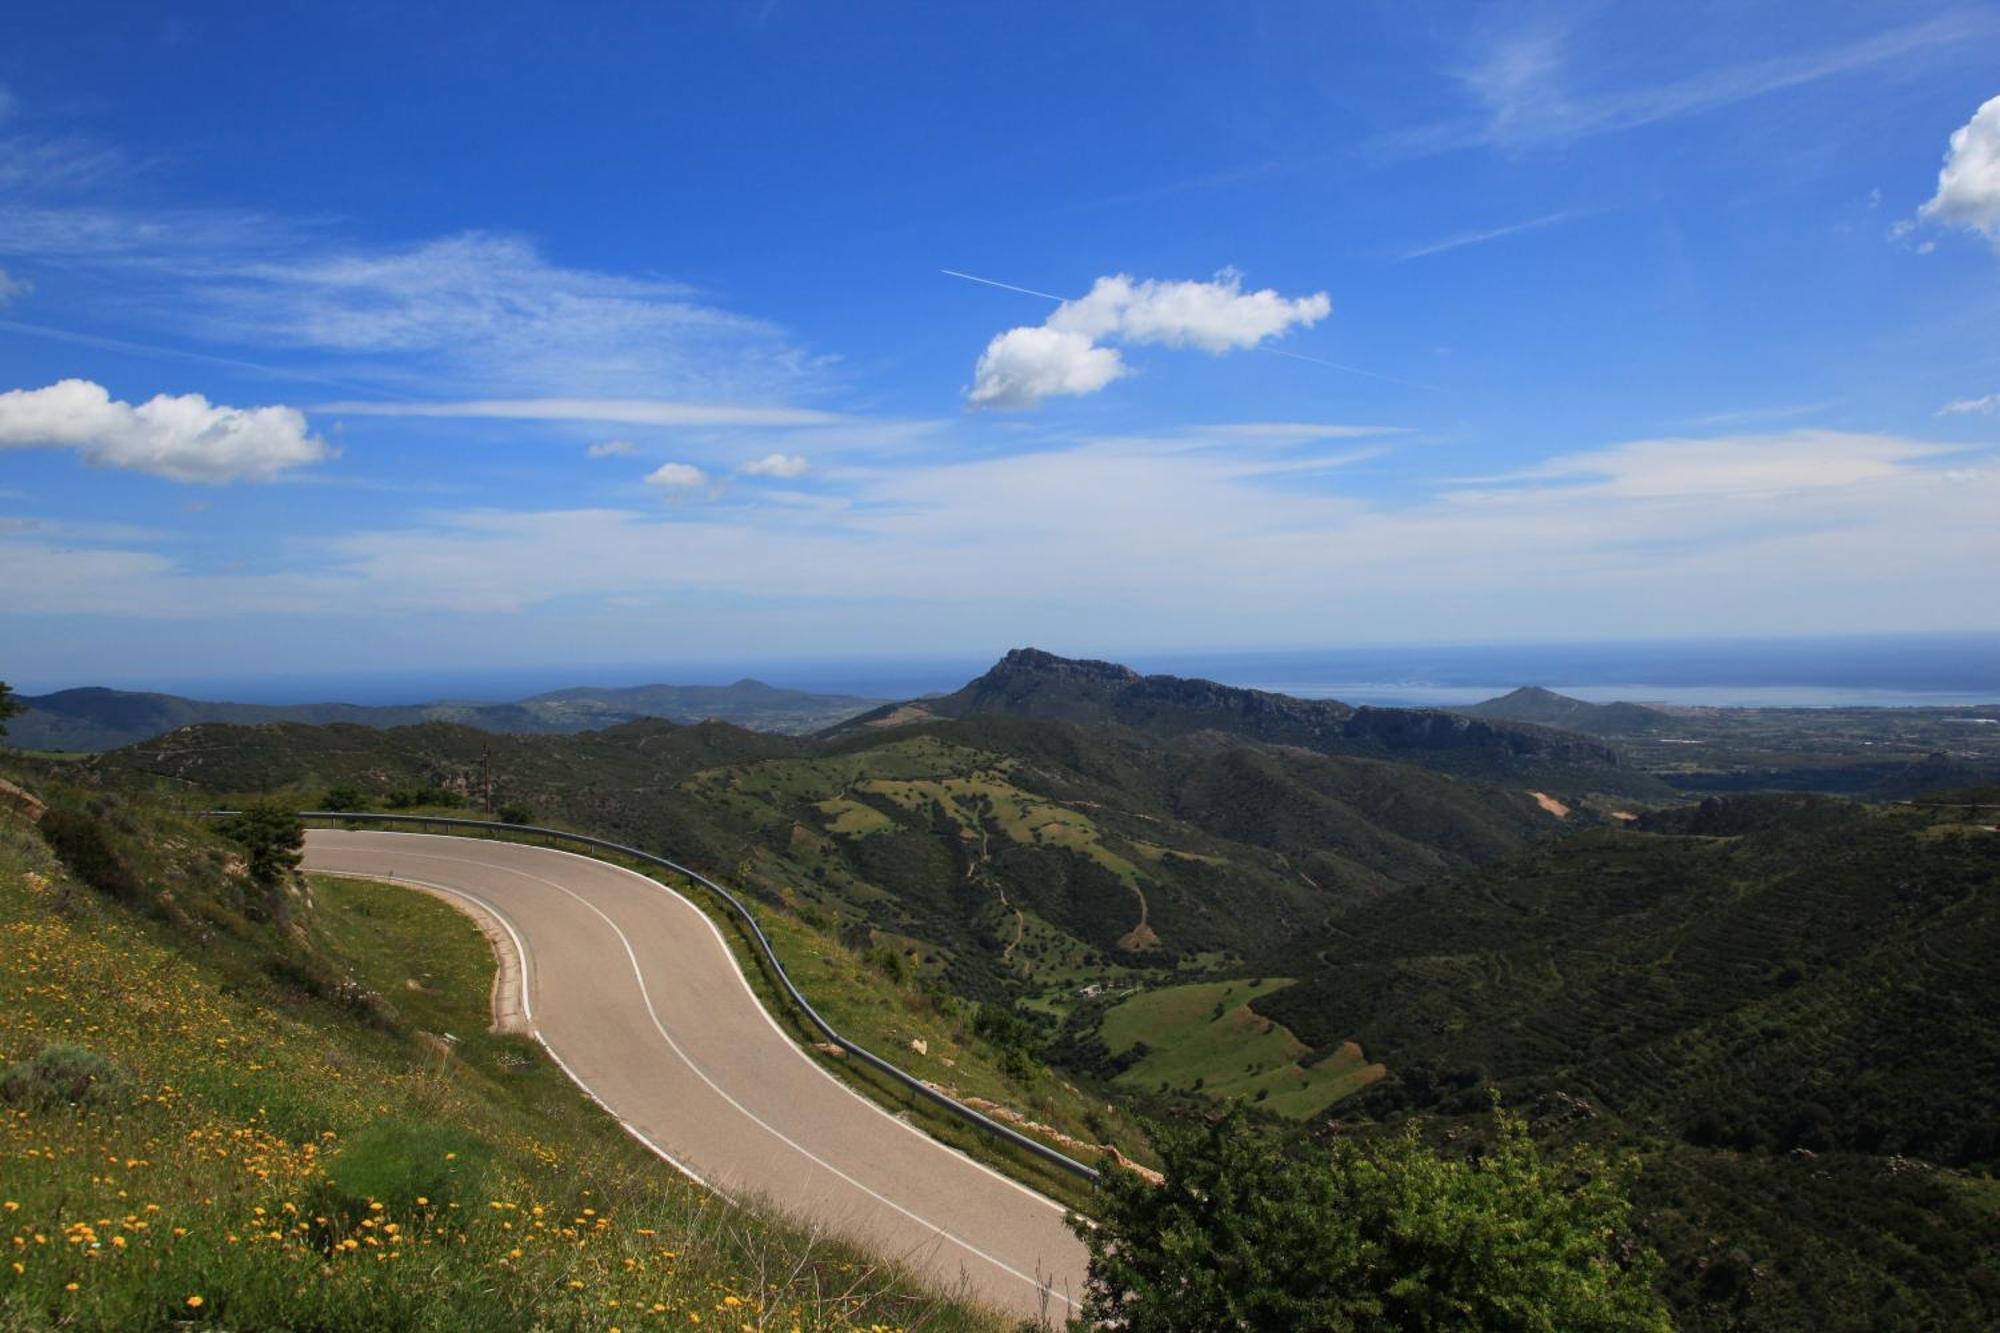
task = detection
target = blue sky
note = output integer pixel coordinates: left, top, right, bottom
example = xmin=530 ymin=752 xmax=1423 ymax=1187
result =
xmin=2 ymin=1 xmax=1998 ymax=690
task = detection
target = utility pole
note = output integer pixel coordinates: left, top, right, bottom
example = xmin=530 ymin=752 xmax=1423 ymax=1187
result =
xmin=481 ymin=744 xmax=492 ymax=816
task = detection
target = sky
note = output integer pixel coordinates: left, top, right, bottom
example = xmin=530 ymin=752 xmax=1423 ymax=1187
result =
xmin=2 ymin=1 xmax=1998 ymax=691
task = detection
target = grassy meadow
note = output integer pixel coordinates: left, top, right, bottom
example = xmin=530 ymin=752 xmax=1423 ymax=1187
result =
xmin=1096 ymin=979 xmax=1383 ymax=1119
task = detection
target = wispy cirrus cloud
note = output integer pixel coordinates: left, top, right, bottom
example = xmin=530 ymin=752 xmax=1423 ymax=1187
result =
xmin=1386 ymin=11 xmax=1991 ymax=156
xmin=199 ymin=232 xmax=824 ymax=402
xmin=1686 ymin=401 xmax=1837 ymax=428
xmin=1458 ymin=431 xmax=1957 ymax=498
xmin=0 ymin=84 xmax=128 ymax=197
xmin=0 ymin=208 xmax=829 ymax=407
xmin=315 ymin=396 xmax=847 ymax=428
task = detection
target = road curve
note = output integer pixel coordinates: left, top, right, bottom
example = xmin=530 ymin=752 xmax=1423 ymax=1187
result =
xmin=303 ymin=829 xmax=1089 ymax=1320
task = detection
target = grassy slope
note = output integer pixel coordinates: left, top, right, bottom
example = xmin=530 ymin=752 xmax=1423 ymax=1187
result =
xmin=0 ymin=788 xmax=1007 ymax=1332
xmin=1096 ymin=979 xmax=1383 ymax=1119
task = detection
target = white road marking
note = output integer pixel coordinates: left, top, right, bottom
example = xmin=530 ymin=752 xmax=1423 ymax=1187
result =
xmin=312 ymin=865 xmax=717 ymax=1191
xmin=317 ymin=838 xmax=1072 ymax=1309
xmin=525 ymin=841 xmax=1080 ymax=1217
xmin=366 ymin=833 xmax=1075 ymax=1217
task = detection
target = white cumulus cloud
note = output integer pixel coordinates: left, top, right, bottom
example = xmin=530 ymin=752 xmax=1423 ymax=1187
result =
xmin=586 ymin=439 xmax=639 ymax=458
xmin=644 ymin=461 xmax=707 ymax=489
xmin=1052 ymin=271 xmax=1330 ymax=352
xmin=1920 ymin=94 xmax=2000 ymax=239
xmin=0 ymin=378 xmax=328 ymax=482
xmin=0 ymin=266 xmax=27 ymax=306
xmin=969 ymin=270 xmax=1329 ymax=409
xmin=969 ymin=327 xmax=1128 ymax=409
xmin=743 ymin=452 xmax=810 ymax=478
xmin=1940 ymin=393 xmax=1998 ymax=415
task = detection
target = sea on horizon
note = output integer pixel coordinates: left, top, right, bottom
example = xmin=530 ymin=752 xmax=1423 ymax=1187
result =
xmin=25 ymin=632 xmax=1999 ymax=713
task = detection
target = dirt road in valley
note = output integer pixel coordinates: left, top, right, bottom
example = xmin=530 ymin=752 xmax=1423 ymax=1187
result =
xmin=302 ymin=829 xmax=1088 ymax=1321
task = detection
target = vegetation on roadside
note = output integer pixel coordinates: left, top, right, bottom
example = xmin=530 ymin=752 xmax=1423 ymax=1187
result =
xmin=0 ymin=774 xmax=1008 ymax=1331
xmin=1071 ymin=1106 xmax=1670 ymax=1331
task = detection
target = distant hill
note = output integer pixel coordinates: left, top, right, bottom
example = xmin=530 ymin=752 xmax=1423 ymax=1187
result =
xmin=836 ymin=648 xmax=1664 ymax=796
xmin=4 ymin=679 xmax=881 ymax=752
xmin=1458 ymin=685 xmax=1667 ymax=736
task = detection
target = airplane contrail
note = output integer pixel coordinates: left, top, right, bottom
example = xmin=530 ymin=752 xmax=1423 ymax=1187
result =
xmin=1262 ymin=346 xmax=1432 ymax=391
xmin=939 ymin=268 xmax=1428 ymax=391
xmin=938 ymin=269 xmax=1068 ymax=302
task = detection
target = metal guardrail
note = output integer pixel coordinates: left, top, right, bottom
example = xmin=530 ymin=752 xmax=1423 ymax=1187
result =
xmin=209 ymin=809 xmax=1103 ymax=1184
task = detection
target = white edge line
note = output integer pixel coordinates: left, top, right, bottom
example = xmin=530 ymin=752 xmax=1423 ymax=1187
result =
xmin=307 ymin=863 xmax=717 ymax=1194
xmin=534 ymin=1035 xmax=721 ymax=1196
xmin=312 ymin=835 xmax=1073 ymax=1308
xmin=532 ymin=840 xmax=1080 ymax=1217
xmin=350 ymin=831 xmax=1076 ymax=1215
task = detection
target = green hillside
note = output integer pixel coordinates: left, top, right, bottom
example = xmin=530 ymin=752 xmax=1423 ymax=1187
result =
xmin=80 ymin=708 xmax=1576 ymax=1001
xmin=835 ymin=649 xmax=1670 ymax=798
xmin=0 ymin=774 xmax=1001 ymax=1330
xmin=1254 ymin=794 xmax=2000 ymax=1328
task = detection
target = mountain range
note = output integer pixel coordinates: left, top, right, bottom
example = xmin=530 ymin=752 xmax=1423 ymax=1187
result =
xmin=2 ymin=679 xmax=883 ymax=751
xmin=838 ymin=648 xmax=1662 ymax=796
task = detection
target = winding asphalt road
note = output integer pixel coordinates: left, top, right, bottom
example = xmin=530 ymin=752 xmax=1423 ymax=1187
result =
xmin=302 ymin=829 xmax=1088 ymax=1320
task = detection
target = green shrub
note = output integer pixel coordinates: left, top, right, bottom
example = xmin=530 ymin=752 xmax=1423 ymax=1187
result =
xmin=1074 ymin=1105 xmax=1670 ymax=1331
xmin=322 ymin=1121 xmax=495 ymax=1219
xmin=383 ymin=786 xmax=451 ymax=810
xmin=37 ymin=806 xmax=148 ymax=911
xmin=863 ymin=943 xmax=909 ymax=984
xmin=320 ymin=785 xmax=370 ymax=812
xmin=0 ymin=1042 xmax=129 ymax=1109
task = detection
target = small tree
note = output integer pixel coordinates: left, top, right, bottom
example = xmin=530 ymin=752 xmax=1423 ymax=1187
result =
xmin=1072 ymin=1106 xmax=1669 ymax=1332
xmin=216 ymin=800 xmax=305 ymax=921
xmin=0 ymin=681 xmax=21 ymax=737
